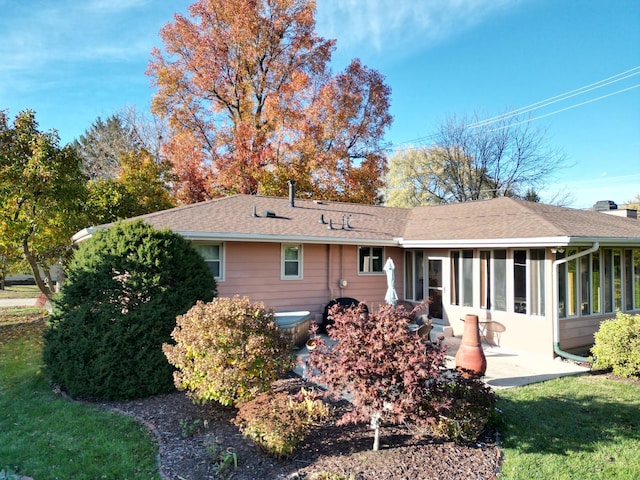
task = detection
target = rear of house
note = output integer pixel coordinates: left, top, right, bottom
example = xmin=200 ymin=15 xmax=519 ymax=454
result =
xmin=73 ymin=194 xmax=640 ymax=359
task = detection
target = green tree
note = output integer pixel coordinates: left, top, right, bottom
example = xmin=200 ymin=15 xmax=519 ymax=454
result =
xmin=86 ymin=149 xmax=175 ymax=224
xmin=0 ymin=109 xmax=87 ymax=299
xmin=43 ymin=221 xmax=217 ymax=400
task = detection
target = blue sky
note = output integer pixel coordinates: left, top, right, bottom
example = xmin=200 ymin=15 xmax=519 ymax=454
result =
xmin=1 ymin=0 xmax=638 ymax=208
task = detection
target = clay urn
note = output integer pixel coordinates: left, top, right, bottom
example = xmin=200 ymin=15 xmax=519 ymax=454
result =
xmin=455 ymin=314 xmax=487 ymax=378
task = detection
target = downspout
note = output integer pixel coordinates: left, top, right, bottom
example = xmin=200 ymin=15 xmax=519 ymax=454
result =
xmin=552 ymin=242 xmax=599 ymax=362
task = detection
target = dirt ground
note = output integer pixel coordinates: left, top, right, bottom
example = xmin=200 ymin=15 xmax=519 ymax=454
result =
xmin=100 ymin=375 xmax=502 ymax=480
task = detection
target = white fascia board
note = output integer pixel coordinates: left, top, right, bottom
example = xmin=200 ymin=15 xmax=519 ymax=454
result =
xmin=397 ymin=236 xmax=573 ymax=249
xmin=177 ymin=231 xmax=399 ymax=247
xmin=71 ymin=227 xmax=99 ymax=243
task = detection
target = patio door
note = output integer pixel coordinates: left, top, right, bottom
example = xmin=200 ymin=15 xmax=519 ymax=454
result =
xmin=427 ymin=258 xmax=444 ymax=320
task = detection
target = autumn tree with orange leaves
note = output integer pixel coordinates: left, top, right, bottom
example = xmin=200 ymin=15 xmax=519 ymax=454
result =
xmin=147 ymin=0 xmax=392 ymax=204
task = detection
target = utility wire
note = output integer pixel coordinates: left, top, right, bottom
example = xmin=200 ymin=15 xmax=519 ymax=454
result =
xmin=486 ymin=83 xmax=640 ymax=132
xmin=468 ymin=66 xmax=640 ymax=128
xmin=392 ymin=66 xmax=640 ymax=150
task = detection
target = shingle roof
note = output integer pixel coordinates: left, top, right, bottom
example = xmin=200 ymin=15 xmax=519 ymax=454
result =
xmin=126 ymin=194 xmax=409 ymax=244
xmin=84 ymin=195 xmax=640 ymax=247
xmin=403 ymin=197 xmax=640 ymax=244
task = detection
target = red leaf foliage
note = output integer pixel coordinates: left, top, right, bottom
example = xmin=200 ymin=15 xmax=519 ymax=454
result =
xmin=305 ymin=303 xmax=450 ymax=429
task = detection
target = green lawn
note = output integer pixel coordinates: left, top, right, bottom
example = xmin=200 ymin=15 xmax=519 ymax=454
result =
xmin=0 ymin=284 xmax=40 ymax=299
xmin=496 ymin=375 xmax=640 ymax=479
xmin=0 ymin=318 xmax=160 ymax=479
xmin=1 ymin=312 xmax=638 ymax=479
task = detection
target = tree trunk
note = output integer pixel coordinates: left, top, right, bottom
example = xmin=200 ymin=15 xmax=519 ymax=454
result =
xmin=370 ymin=412 xmax=381 ymax=451
xmin=23 ymin=237 xmax=53 ymax=300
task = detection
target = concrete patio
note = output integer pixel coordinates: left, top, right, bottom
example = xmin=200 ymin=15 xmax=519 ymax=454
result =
xmin=295 ymin=333 xmax=591 ymax=390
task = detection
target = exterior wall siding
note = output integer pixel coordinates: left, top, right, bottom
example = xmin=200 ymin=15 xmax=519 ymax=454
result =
xmin=214 ymin=241 xmax=404 ymax=320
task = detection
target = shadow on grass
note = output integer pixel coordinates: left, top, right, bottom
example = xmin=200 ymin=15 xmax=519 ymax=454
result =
xmin=496 ymin=378 xmax=640 ymax=456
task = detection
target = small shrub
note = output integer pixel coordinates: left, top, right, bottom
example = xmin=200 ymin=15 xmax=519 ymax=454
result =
xmin=163 ymin=296 xmax=295 ymax=406
xmin=43 ymin=221 xmax=217 ymax=400
xmin=233 ymin=388 xmax=331 ymax=458
xmin=422 ymin=370 xmax=496 ymax=443
xmin=591 ymin=312 xmax=640 ymax=378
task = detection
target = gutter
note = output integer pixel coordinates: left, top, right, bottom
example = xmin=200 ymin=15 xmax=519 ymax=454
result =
xmin=552 ymin=242 xmax=599 ymax=363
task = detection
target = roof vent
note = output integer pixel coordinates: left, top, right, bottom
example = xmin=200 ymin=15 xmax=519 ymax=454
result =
xmin=264 ymin=210 xmax=277 ymax=218
xmin=252 ymin=205 xmax=259 ymax=217
xmin=593 ymin=200 xmax=617 ymax=211
xmin=288 ymin=179 xmax=295 ymax=208
xmin=319 ymin=214 xmax=327 ymax=224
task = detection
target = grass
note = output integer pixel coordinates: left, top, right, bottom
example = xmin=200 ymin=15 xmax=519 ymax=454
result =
xmin=0 ymin=307 xmax=47 ymax=327
xmin=1 ymin=310 xmax=639 ymax=479
xmin=496 ymin=375 xmax=640 ymax=479
xmin=0 ymin=284 xmax=40 ymax=299
xmin=0 ymin=317 xmax=161 ymax=479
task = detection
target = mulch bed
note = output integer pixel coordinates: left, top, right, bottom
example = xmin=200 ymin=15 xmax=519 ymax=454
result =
xmin=100 ymin=375 xmax=502 ymax=480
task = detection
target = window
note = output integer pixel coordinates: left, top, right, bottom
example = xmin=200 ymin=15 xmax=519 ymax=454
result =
xmin=634 ymin=250 xmax=640 ymax=310
xmin=625 ymin=249 xmax=633 ymax=311
xmin=359 ymin=246 xmax=383 ymax=273
xmin=282 ymin=244 xmax=302 ymax=279
xmin=480 ymin=251 xmax=491 ymax=309
xmin=558 ymin=248 xmax=639 ymax=319
xmin=493 ymin=250 xmax=507 ymax=311
xmin=513 ymin=250 xmax=527 ymax=313
xmin=478 ymin=250 xmax=507 ymax=312
xmin=450 ymin=250 xmax=473 ymax=307
xmin=404 ymin=250 xmax=424 ymax=301
xmin=592 ymin=250 xmax=601 ymax=314
xmin=529 ymin=249 xmax=546 ymax=316
xmin=193 ymin=244 xmax=223 ymax=280
xmin=558 ymin=248 xmax=579 ymax=317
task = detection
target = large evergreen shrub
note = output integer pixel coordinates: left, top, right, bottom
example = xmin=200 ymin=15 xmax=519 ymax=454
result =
xmin=43 ymin=221 xmax=216 ymax=400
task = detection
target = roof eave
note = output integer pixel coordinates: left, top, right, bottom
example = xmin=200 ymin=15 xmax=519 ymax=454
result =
xmin=180 ymin=231 xmax=400 ymax=246
xmin=398 ymin=237 xmax=573 ymax=249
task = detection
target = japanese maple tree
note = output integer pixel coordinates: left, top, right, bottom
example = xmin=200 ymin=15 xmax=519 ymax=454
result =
xmin=148 ymin=0 xmax=392 ymax=204
xmin=306 ymin=303 xmax=451 ymax=451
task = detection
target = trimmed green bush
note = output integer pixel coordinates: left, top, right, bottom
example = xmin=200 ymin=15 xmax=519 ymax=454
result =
xmin=43 ymin=221 xmax=216 ymax=400
xmin=591 ymin=312 xmax=640 ymax=378
xmin=163 ymin=296 xmax=296 ymax=407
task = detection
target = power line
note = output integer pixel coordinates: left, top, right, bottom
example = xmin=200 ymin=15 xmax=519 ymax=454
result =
xmin=392 ymin=66 xmax=640 ymax=150
xmin=486 ymin=83 xmax=640 ymax=132
xmin=468 ymin=66 xmax=640 ymax=129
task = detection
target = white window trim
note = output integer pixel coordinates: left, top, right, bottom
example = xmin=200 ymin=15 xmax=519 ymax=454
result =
xmin=358 ymin=246 xmax=385 ymax=275
xmin=281 ymin=244 xmax=303 ymax=280
xmin=193 ymin=242 xmax=225 ymax=281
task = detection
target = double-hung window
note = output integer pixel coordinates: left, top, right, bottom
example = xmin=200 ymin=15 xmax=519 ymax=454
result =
xmin=193 ymin=244 xmax=223 ymax=280
xmin=282 ymin=244 xmax=303 ymax=279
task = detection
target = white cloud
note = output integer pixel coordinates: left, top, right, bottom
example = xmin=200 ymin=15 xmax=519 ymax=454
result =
xmin=315 ymin=0 xmax=520 ymax=60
